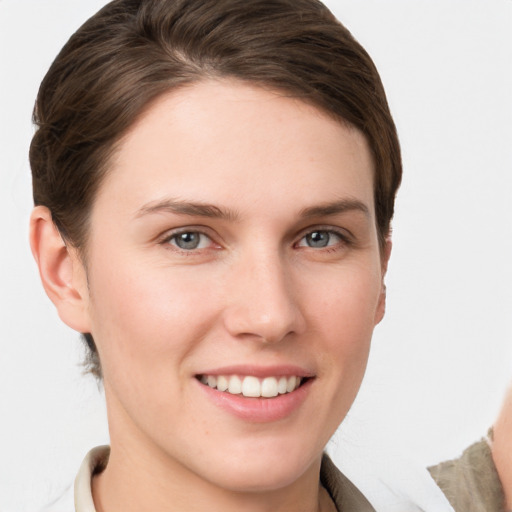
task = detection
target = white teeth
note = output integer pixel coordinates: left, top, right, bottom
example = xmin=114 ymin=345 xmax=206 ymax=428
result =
xmin=200 ymin=374 xmax=304 ymax=398
xmin=261 ymin=377 xmax=278 ymax=398
xmin=242 ymin=376 xmax=261 ymax=397
xmin=277 ymin=376 xmax=288 ymax=394
xmin=228 ymin=375 xmax=242 ymax=395
xmin=216 ymin=375 xmax=229 ymax=392
xmin=286 ymin=376 xmax=297 ymax=393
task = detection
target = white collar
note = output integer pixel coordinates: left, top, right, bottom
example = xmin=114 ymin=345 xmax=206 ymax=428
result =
xmin=74 ymin=445 xmax=110 ymax=512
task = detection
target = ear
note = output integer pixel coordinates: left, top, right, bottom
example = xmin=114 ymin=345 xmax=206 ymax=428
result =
xmin=374 ymin=237 xmax=392 ymax=325
xmin=490 ymin=382 xmax=512 ymax=506
xmin=29 ymin=206 xmax=91 ymax=333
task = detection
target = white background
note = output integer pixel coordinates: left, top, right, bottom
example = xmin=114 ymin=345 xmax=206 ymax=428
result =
xmin=1 ymin=0 xmax=511 ymax=510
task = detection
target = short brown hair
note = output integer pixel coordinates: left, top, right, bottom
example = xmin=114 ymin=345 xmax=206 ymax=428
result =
xmin=30 ymin=0 xmax=402 ymax=378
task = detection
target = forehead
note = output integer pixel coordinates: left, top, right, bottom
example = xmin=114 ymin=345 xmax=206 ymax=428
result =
xmin=96 ymin=79 xmax=375 ymax=219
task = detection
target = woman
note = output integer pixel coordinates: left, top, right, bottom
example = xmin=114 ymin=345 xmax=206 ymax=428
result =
xmin=29 ymin=0 xmax=399 ymax=510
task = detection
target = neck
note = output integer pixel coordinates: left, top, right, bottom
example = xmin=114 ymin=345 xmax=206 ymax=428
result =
xmin=92 ymin=393 xmax=330 ymax=512
xmin=92 ymin=444 xmax=328 ymax=512
xmin=92 ymin=383 xmax=335 ymax=512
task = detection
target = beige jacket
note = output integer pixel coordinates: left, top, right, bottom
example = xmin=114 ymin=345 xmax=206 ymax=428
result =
xmin=429 ymin=436 xmax=505 ymax=512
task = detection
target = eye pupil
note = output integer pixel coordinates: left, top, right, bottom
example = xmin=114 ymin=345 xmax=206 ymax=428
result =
xmin=306 ymin=231 xmax=329 ymax=248
xmin=175 ymin=232 xmax=200 ymax=250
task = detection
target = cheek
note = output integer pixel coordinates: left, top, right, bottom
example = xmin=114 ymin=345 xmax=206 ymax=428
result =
xmin=306 ymin=262 xmax=382 ymax=337
xmin=85 ymin=255 xmax=219 ymax=381
xmin=303 ymin=263 xmax=381 ymax=382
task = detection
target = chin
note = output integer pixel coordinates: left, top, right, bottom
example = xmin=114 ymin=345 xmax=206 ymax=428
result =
xmin=194 ymin=438 xmax=323 ymax=493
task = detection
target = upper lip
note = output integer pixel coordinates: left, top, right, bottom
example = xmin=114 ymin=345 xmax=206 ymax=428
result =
xmin=196 ymin=364 xmax=315 ymax=379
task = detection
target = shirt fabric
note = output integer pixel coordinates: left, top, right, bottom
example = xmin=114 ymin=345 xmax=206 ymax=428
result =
xmin=73 ymin=445 xmax=376 ymax=511
xmin=428 ymin=436 xmax=505 ymax=512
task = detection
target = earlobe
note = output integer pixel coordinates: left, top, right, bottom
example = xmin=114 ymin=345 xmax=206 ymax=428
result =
xmin=374 ymin=238 xmax=392 ymax=325
xmin=29 ymin=206 xmax=91 ymax=333
xmin=374 ymin=283 xmax=387 ymax=325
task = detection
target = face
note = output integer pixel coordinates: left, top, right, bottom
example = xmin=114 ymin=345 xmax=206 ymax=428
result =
xmin=79 ymin=80 xmax=387 ymax=492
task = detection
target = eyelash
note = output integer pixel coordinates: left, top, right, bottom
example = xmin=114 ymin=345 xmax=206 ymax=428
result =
xmin=159 ymin=228 xmax=219 ymax=254
xmin=159 ymin=227 xmax=352 ymax=254
xmin=294 ymin=228 xmax=352 ymax=252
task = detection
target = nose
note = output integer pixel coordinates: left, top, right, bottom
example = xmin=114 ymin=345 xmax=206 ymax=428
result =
xmin=222 ymin=251 xmax=306 ymax=344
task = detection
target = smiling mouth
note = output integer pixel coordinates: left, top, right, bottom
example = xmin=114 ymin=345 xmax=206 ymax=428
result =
xmin=197 ymin=374 xmax=307 ymax=398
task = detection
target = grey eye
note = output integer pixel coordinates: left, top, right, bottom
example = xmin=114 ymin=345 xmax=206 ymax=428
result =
xmin=304 ymin=231 xmax=332 ymax=248
xmin=173 ymin=232 xmax=203 ymax=250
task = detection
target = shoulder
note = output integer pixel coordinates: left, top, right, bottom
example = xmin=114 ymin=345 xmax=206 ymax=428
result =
xmin=429 ymin=437 xmax=505 ymax=512
xmin=39 ymin=447 xmax=109 ymax=512
xmin=73 ymin=445 xmax=110 ymax=512
xmin=321 ymin=453 xmax=377 ymax=512
xmin=325 ymin=448 xmax=455 ymax=512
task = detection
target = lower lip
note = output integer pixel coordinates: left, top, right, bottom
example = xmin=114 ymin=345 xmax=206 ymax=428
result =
xmin=197 ymin=378 xmax=313 ymax=423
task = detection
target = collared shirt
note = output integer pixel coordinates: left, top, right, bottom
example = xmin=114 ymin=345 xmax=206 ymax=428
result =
xmin=73 ymin=446 xmax=376 ymax=511
xmin=74 ymin=446 xmax=110 ymax=512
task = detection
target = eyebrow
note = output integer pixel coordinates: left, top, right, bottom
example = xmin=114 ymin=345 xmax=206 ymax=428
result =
xmin=135 ymin=197 xmax=370 ymax=221
xmin=299 ymin=199 xmax=370 ymax=219
xmin=135 ymin=198 xmax=239 ymax=221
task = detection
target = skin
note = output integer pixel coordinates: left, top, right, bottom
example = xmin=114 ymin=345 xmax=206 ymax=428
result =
xmin=31 ymin=80 xmax=389 ymax=512
xmin=491 ymin=385 xmax=512 ymax=508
